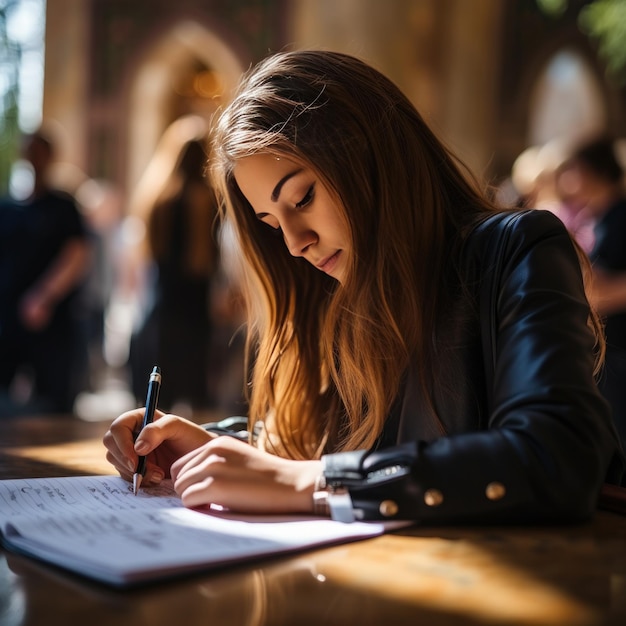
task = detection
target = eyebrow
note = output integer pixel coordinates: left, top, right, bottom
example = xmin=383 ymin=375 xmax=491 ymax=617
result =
xmin=271 ymin=168 xmax=303 ymax=202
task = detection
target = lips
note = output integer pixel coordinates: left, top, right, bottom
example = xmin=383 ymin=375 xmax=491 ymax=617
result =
xmin=316 ymin=250 xmax=341 ymax=273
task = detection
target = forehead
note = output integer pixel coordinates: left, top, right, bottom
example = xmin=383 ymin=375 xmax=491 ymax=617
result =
xmin=235 ymin=153 xmax=299 ymax=176
xmin=234 ymin=154 xmax=304 ymax=195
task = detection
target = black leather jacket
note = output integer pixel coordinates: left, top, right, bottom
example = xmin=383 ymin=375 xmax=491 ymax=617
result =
xmin=323 ymin=210 xmax=625 ymax=523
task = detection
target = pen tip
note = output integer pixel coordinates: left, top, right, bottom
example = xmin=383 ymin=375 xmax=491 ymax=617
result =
xmin=133 ymin=473 xmax=141 ymax=495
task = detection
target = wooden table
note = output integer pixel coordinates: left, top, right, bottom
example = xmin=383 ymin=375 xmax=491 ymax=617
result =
xmin=1 ymin=414 xmax=626 ymax=626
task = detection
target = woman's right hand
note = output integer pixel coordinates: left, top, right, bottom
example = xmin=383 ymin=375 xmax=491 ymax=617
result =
xmin=103 ymin=409 xmax=214 ymax=486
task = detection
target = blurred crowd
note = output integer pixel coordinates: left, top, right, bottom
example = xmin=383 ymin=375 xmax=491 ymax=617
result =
xmin=0 ymin=117 xmax=246 ymax=421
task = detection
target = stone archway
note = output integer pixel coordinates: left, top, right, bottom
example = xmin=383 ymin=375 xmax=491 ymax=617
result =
xmin=125 ymin=20 xmax=245 ymax=196
xmin=527 ymin=48 xmax=606 ymax=148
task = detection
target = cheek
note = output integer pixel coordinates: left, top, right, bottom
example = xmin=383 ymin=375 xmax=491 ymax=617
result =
xmin=331 ymin=211 xmax=351 ymax=248
xmin=322 ymin=196 xmax=350 ymax=242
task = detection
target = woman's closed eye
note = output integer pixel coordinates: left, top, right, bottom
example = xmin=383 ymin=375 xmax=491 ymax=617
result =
xmin=253 ymin=183 xmax=315 ymax=228
xmin=295 ymin=184 xmax=315 ymax=209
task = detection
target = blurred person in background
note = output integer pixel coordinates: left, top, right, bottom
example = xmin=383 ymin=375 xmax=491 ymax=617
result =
xmin=0 ymin=128 xmax=93 ymax=416
xmin=556 ymin=135 xmax=626 ymax=449
xmin=125 ymin=116 xmax=222 ymax=414
xmin=511 ymin=140 xmax=596 ymax=254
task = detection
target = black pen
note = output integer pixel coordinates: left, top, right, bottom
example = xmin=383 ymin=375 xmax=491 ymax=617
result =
xmin=133 ymin=365 xmax=162 ymax=495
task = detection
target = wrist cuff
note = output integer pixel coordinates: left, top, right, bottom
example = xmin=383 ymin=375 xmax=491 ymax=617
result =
xmin=312 ymin=471 xmax=355 ymax=523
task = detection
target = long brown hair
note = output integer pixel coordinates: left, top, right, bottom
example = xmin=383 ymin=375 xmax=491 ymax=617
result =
xmin=210 ymin=50 xmax=602 ymax=458
xmin=130 ymin=115 xmax=219 ymax=278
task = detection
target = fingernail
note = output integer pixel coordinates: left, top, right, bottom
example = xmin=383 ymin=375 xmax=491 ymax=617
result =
xmin=135 ymin=441 xmax=149 ymax=454
xmin=127 ymin=459 xmax=137 ymax=473
xmin=150 ymin=470 xmax=164 ymax=484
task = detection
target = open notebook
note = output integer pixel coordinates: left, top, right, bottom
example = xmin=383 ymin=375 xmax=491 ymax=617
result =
xmin=0 ymin=475 xmax=407 ymax=587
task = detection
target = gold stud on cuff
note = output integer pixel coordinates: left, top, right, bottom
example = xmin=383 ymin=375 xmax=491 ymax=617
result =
xmin=424 ymin=488 xmax=444 ymax=507
xmin=485 ymin=481 xmax=506 ymax=501
xmin=379 ymin=500 xmax=399 ymax=517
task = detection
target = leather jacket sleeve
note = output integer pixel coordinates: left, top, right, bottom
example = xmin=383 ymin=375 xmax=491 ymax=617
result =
xmin=322 ymin=210 xmax=625 ymax=523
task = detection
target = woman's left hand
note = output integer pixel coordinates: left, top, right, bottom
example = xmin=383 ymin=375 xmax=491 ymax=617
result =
xmin=170 ymin=436 xmax=323 ymax=515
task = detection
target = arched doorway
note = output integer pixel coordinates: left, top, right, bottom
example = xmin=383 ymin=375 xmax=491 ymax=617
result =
xmin=125 ymin=20 xmax=245 ymax=195
xmin=527 ymin=48 xmax=606 ymax=147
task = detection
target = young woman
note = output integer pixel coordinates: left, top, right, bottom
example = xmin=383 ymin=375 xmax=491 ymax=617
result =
xmin=104 ymin=50 xmax=624 ymax=523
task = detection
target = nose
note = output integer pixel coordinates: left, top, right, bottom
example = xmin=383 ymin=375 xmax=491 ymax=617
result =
xmin=280 ymin=217 xmax=317 ymax=257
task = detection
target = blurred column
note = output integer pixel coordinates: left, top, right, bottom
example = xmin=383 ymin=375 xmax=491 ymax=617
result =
xmin=440 ymin=0 xmax=504 ymax=177
xmin=290 ymin=0 xmax=504 ymax=179
xmin=42 ymin=0 xmax=89 ymax=171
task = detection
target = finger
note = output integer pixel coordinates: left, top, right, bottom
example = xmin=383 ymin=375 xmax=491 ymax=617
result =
xmin=134 ymin=414 xmax=213 ymax=458
xmin=106 ymin=408 xmax=152 ymax=452
xmin=170 ymin=435 xmax=235 ymax=482
xmin=140 ymin=463 xmax=166 ymax=487
xmin=170 ymin=441 xmax=216 ymax=481
xmin=104 ymin=449 xmax=164 ymax=486
xmin=105 ymin=448 xmax=134 ymax=478
xmin=133 ymin=413 xmax=191 ymax=454
xmin=103 ymin=416 xmax=136 ymax=469
xmin=177 ymin=477 xmax=218 ymax=509
xmin=171 ymin=448 xmax=239 ymax=509
xmin=104 ymin=408 xmax=165 ymax=470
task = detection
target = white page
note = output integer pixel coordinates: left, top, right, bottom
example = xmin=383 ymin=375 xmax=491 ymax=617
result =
xmin=0 ymin=476 xmax=405 ymax=586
